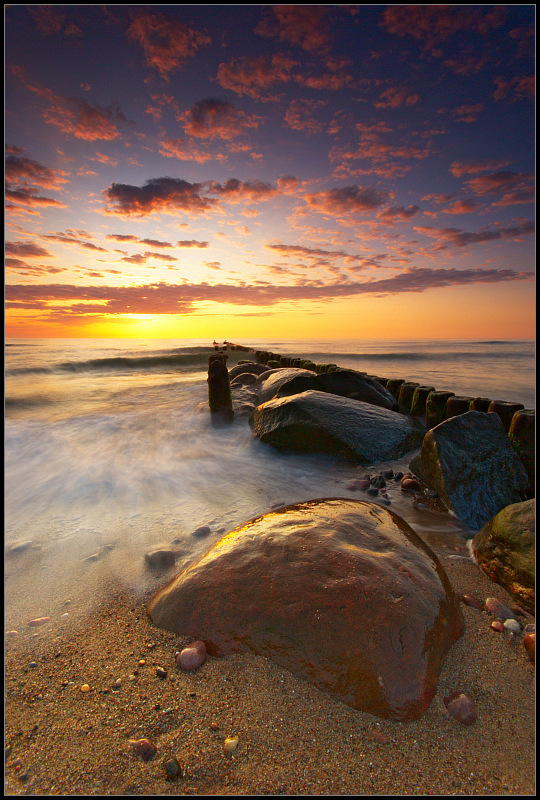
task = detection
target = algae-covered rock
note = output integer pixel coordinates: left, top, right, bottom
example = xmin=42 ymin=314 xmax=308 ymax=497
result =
xmin=472 ymin=499 xmax=535 ymax=613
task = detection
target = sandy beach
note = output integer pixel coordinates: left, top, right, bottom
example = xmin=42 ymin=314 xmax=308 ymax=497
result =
xmin=4 ymin=511 xmax=535 ymax=797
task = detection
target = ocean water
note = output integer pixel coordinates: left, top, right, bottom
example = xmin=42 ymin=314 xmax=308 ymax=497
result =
xmin=4 ymin=338 xmax=535 ymax=625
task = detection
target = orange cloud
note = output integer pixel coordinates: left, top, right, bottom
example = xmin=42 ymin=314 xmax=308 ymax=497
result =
xmin=415 ymin=219 xmax=534 ymax=249
xmin=493 ymin=74 xmax=535 ymax=102
xmin=284 ymin=99 xmax=326 ymax=134
xmin=159 ymin=138 xmax=228 ymax=164
xmin=11 ymin=66 xmax=129 ymax=141
xmin=127 ymin=10 xmax=210 ymax=80
xmin=302 ymin=185 xmax=387 ymax=217
xmin=179 ymin=98 xmax=261 ymax=140
xmin=381 ymin=5 xmax=506 ymax=56
xmin=216 ymin=52 xmax=298 ymax=99
xmin=375 ymin=86 xmax=419 ymax=108
xmin=255 ymin=6 xmax=332 ymax=55
xmin=104 ymin=177 xmax=218 ymax=217
xmin=5 ymin=266 xmax=534 ymax=319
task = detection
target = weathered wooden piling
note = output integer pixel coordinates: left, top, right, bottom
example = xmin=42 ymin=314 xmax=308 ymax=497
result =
xmin=207 ymin=353 xmax=233 ymax=421
xmin=508 ymin=409 xmax=535 ymax=495
xmin=425 ymin=391 xmax=455 ymax=429
xmin=446 ymin=395 xmax=474 ymax=419
xmin=469 ymin=397 xmax=492 ymax=412
xmin=410 ymin=385 xmax=435 ymax=417
xmin=398 ymin=382 xmax=420 ymax=414
xmin=488 ymin=400 xmax=525 ymax=433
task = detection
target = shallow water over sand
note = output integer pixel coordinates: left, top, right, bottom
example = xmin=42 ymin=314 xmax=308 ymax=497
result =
xmin=5 ymin=337 xmax=531 ymax=625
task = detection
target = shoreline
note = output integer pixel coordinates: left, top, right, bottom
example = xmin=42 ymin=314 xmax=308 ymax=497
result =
xmin=5 ymin=516 xmax=535 ymax=796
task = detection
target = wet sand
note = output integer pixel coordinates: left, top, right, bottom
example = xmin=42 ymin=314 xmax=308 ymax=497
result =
xmin=4 ymin=517 xmax=535 ymax=797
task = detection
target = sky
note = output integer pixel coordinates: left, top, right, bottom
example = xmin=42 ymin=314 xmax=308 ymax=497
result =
xmin=4 ymin=4 xmax=536 ymax=340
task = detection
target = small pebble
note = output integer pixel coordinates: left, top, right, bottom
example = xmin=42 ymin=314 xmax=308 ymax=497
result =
xmin=29 ymin=662 xmax=37 ymax=669
xmin=192 ymin=525 xmax=211 ymax=538
xmin=164 ymin=757 xmax=182 ymax=779
xmin=523 ymin=633 xmax=535 ymax=663
xmin=80 ymin=684 xmax=90 ymax=693
xmin=224 ymin=736 xmax=239 ymax=754
xmin=370 ymin=728 xmax=388 ymax=744
xmin=503 ymin=618 xmax=521 ymax=634
xmin=156 ymin=666 xmax=168 ymax=679
xmin=210 ymin=722 xmax=219 ymax=731
xmin=129 ymin=738 xmax=157 ymax=761
xmin=523 ymin=623 xmax=535 ymax=634
xmin=382 ymin=468 xmax=394 ymax=479
xmin=400 ymin=478 xmax=421 ymax=492
xmin=177 ymin=641 xmax=207 ymax=672
xmin=138 ymin=659 xmax=146 ymax=666
xmin=393 ymin=471 xmax=404 ymax=481
xmin=27 ymin=617 xmax=50 ymax=628
xmin=366 ymin=487 xmax=379 ymax=496
xmin=6 ymin=630 xmax=18 ymax=638
xmin=444 ymin=691 xmax=477 ymax=725
xmin=112 ymin=679 xmax=122 ymax=690
xmin=485 ymin=597 xmax=515 ymax=620
xmin=461 ymin=594 xmax=484 ymax=611
xmin=490 ymin=620 xmax=504 ymax=632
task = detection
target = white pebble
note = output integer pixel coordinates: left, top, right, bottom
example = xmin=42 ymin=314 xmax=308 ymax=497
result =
xmin=503 ymin=618 xmax=521 ymax=633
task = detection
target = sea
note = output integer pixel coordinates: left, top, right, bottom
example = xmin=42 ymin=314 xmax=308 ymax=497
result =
xmin=4 ymin=337 xmax=535 ymax=626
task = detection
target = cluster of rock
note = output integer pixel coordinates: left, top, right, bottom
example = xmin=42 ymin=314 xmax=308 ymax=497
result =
xmin=149 ymin=350 xmax=534 ymax=720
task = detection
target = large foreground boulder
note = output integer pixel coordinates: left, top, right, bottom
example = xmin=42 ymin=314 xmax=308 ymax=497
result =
xmin=472 ymin=499 xmax=535 ymax=613
xmin=410 ymin=411 xmax=529 ymax=532
xmin=249 ymin=390 xmax=424 ymax=463
xmin=147 ymin=498 xmax=463 ymax=721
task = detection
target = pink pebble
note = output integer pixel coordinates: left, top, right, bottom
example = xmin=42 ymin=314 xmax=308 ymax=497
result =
xmin=490 ymin=619 xmax=504 ymax=632
xmin=444 ymin=692 xmax=477 ymax=725
xmin=460 ymin=594 xmax=483 ymax=611
xmin=176 ymin=640 xmax=207 ymax=671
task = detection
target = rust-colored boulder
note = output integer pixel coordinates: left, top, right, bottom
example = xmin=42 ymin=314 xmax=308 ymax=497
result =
xmin=147 ymin=498 xmax=463 ymax=721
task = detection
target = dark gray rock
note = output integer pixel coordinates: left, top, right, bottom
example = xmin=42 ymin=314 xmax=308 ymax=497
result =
xmin=228 ymin=362 xmax=269 ymax=380
xmin=317 ymin=369 xmax=399 ymax=411
xmin=409 ymin=411 xmax=529 ymax=532
xmin=249 ymin=390 xmax=424 ymax=464
xmin=256 ymin=368 xmax=318 ymax=404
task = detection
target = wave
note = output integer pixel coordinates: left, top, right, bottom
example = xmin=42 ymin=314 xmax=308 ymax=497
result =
xmin=6 ymin=347 xmax=213 ymax=376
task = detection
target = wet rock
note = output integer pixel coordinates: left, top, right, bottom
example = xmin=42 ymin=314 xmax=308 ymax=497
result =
xmin=255 ymin=368 xmax=318 ymax=405
xmin=316 ymin=369 xmax=399 ymax=411
xmin=192 ymin=525 xmax=211 ymax=538
xmin=27 ymin=617 xmax=50 ymax=628
xmin=228 ymin=362 xmax=269 ymax=380
xmin=400 ymin=478 xmax=422 ymax=493
xmin=472 ymin=500 xmax=534 ymax=613
xmin=490 ymin=620 xmax=505 ymax=632
xmin=503 ymin=619 xmax=521 ymax=634
xmin=460 ymin=594 xmax=484 ymax=611
xmin=444 ymin=691 xmax=477 ymax=725
xmin=249 ymin=391 xmax=424 ymax=464
xmin=8 ymin=540 xmax=33 ymax=555
xmin=176 ymin=641 xmax=207 ymax=672
xmin=224 ymin=736 xmax=239 ymax=754
xmin=484 ymin=597 xmax=516 ymax=620
xmin=129 ymin=738 xmax=157 ymax=761
xmin=523 ymin=633 xmax=535 ymax=662
xmin=145 ymin=548 xmax=176 ymax=570
xmin=409 ymin=411 xmax=529 ymax=532
xmin=147 ymin=498 xmax=463 ymax=721
xmin=164 ymin=757 xmax=182 ymax=779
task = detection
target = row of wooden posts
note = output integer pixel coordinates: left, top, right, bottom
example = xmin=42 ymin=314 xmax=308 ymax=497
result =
xmin=212 ymin=341 xmax=534 ymax=490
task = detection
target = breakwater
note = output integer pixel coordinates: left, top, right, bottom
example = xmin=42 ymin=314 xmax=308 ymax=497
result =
xmin=214 ymin=341 xmax=535 ymax=492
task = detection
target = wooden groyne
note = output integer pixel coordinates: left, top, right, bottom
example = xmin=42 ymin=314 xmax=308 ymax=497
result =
xmin=212 ymin=341 xmax=534 ymax=492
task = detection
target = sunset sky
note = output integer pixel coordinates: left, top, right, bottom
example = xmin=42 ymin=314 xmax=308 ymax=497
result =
xmin=5 ymin=4 xmax=535 ymax=340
